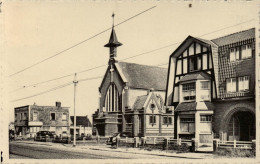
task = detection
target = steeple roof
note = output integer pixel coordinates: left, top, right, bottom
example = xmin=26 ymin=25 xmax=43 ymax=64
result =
xmin=104 ymin=28 xmax=122 ymax=47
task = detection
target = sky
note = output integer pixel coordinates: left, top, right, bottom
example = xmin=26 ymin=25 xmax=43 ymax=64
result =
xmin=2 ymin=1 xmax=257 ymax=123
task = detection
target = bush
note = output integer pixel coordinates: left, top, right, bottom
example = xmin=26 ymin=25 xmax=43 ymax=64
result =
xmin=214 ymin=147 xmax=255 ymax=158
xmin=168 ymin=143 xmax=190 ymax=153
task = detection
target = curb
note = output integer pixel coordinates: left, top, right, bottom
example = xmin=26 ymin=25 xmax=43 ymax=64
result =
xmin=88 ymin=147 xmax=205 ymax=159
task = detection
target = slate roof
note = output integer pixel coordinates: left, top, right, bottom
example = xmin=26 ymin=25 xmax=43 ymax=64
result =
xmin=179 ymin=71 xmax=211 ymax=83
xmin=211 ymin=28 xmax=255 ymax=46
xmin=70 ymin=116 xmax=92 ymax=127
xmin=175 ymin=102 xmax=214 ymax=112
xmin=117 ymin=62 xmax=168 ymax=91
xmin=133 ymin=95 xmax=148 ymax=110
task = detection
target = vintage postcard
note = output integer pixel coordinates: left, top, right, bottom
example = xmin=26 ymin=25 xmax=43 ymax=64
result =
xmin=1 ymin=0 xmax=259 ymax=163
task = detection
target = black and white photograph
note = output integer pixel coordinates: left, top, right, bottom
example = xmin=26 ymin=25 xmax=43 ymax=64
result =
xmin=1 ymin=0 xmax=259 ymax=163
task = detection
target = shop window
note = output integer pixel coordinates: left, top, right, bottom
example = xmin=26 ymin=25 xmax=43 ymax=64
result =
xmin=33 ymin=112 xmax=38 ymax=121
xmin=226 ymin=78 xmax=237 ymax=93
xmin=200 ymin=115 xmax=212 ymax=122
xmin=180 ymin=117 xmax=195 ymax=133
xmin=50 ymin=113 xmax=56 ymax=120
xmin=182 ymin=82 xmax=196 ymax=101
xmin=238 ymin=76 xmax=249 ymax=91
xmin=149 ymin=115 xmax=156 ymax=124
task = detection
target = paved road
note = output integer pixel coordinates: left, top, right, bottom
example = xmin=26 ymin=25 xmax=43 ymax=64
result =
xmin=9 ymin=141 xmax=174 ymax=159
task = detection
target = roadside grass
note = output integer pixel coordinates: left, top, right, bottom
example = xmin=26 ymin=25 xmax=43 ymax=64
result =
xmin=214 ymin=147 xmax=255 ymax=158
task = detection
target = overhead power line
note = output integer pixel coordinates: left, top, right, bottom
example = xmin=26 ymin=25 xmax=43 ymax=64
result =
xmin=8 ymin=6 xmax=157 ymax=77
xmin=11 ymin=81 xmax=73 ymax=102
xmin=11 ymin=75 xmax=104 ymax=102
xmin=10 ymin=18 xmax=255 ymax=93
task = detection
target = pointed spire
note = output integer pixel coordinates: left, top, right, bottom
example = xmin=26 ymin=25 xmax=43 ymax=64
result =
xmin=104 ymin=13 xmax=122 ymax=48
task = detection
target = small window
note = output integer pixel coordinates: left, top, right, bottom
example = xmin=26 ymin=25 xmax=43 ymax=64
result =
xmin=226 ymin=78 xmax=237 ymax=93
xmin=230 ymin=48 xmax=239 ymax=62
xmin=62 ymin=113 xmax=67 ymax=120
xmin=50 ymin=113 xmax=56 ymax=120
xmin=168 ymin=117 xmax=172 ymax=124
xmin=241 ymin=45 xmax=252 ymax=59
xmin=62 ymin=127 xmax=67 ymax=132
xmin=200 ymin=115 xmax=212 ymax=122
xmin=201 ymin=81 xmax=210 ymax=90
xmin=20 ymin=113 xmax=23 ymax=121
xmin=149 ymin=115 xmax=156 ymax=124
xmin=238 ymin=76 xmax=249 ymax=91
xmin=189 ymin=56 xmax=201 ymax=72
xmin=180 ymin=118 xmax=195 ymax=123
xmin=163 ymin=117 xmax=172 ymax=125
xmin=33 ymin=112 xmax=38 ymax=121
xmin=23 ymin=113 xmax=27 ymax=120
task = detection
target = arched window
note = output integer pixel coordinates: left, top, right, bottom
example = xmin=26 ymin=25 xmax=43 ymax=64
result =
xmin=105 ymin=84 xmax=120 ymax=112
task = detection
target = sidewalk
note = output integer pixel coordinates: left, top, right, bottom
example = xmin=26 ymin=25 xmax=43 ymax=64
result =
xmin=66 ymin=143 xmax=214 ymax=159
xmin=13 ymin=140 xmax=213 ymax=159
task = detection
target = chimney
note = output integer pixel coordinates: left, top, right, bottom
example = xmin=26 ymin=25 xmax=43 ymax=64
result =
xmin=56 ymin=102 xmax=61 ymax=108
xmin=147 ymin=88 xmax=154 ymax=95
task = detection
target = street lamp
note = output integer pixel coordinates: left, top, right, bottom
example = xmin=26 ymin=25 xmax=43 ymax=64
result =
xmin=73 ymin=73 xmax=78 ymax=147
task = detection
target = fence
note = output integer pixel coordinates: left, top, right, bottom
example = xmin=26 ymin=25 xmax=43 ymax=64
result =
xmin=214 ymin=139 xmax=255 ymax=150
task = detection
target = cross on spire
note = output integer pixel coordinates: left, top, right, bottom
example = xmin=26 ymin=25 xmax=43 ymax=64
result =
xmin=112 ymin=12 xmax=115 ymax=27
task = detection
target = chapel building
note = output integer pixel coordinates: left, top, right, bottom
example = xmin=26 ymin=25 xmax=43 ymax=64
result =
xmin=92 ymin=26 xmax=174 ymax=137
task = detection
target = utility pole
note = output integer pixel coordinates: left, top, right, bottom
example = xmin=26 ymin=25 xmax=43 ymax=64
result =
xmin=73 ymin=73 xmax=78 ymax=147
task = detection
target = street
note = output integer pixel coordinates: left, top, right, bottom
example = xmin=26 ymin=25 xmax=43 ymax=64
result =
xmin=9 ymin=141 xmax=175 ymax=159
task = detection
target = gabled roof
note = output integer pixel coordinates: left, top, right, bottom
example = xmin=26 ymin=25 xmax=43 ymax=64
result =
xmin=175 ymin=102 xmax=214 ymax=112
xmin=170 ymin=36 xmax=213 ymax=58
xmin=133 ymin=95 xmax=148 ymax=110
xmin=211 ymin=28 xmax=255 ymax=46
xmin=117 ymin=62 xmax=168 ymax=91
xmin=179 ymin=71 xmax=211 ymax=83
xmin=70 ymin=116 xmax=92 ymax=127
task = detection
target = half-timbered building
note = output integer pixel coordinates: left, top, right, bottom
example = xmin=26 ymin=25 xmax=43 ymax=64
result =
xmin=165 ymin=28 xmax=255 ymax=151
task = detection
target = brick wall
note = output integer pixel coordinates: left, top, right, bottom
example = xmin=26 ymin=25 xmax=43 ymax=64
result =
xmin=30 ymin=106 xmax=70 ymax=127
xmin=217 ymin=39 xmax=255 ymax=98
xmin=212 ymin=99 xmax=255 ymax=138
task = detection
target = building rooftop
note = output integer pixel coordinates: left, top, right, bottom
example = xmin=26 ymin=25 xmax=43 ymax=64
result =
xmin=175 ymin=102 xmax=214 ymax=112
xmin=211 ymin=28 xmax=255 ymax=46
xmin=133 ymin=95 xmax=148 ymax=110
xmin=117 ymin=62 xmax=168 ymax=91
xmin=179 ymin=71 xmax=211 ymax=83
xmin=70 ymin=116 xmax=92 ymax=127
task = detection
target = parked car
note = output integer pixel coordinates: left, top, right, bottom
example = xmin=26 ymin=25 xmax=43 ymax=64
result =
xmin=106 ymin=132 xmax=131 ymax=145
xmin=35 ymin=131 xmax=56 ymax=141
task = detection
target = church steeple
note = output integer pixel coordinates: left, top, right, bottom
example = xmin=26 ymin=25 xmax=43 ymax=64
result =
xmin=104 ymin=13 xmax=122 ymax=60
